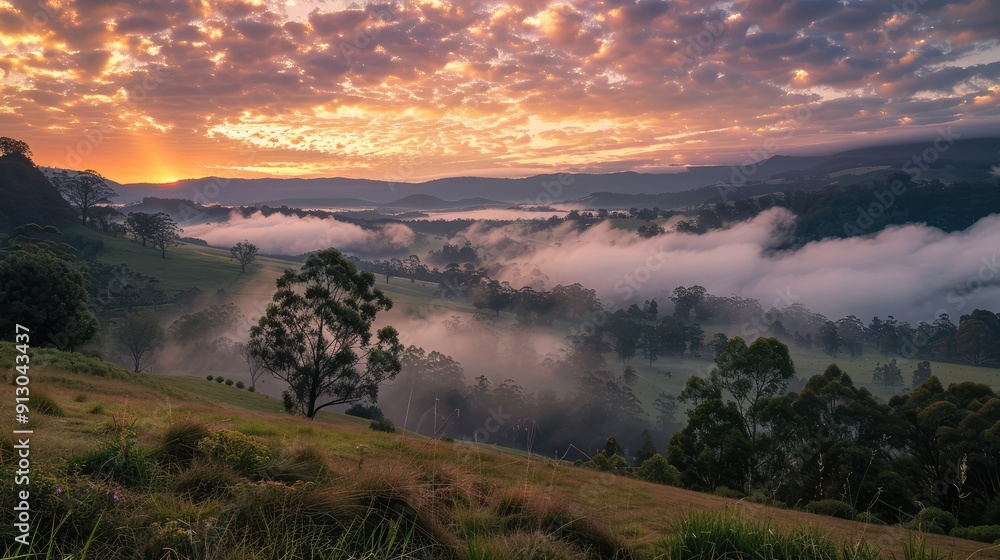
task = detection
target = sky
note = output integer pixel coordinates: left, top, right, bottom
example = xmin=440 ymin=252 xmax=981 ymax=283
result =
xmin=1 ymin=0 xmax=999 ymax=184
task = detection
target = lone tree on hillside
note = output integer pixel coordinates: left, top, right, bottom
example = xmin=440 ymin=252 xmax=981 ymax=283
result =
xmin=230 ymin=240 xmax=259 ymax=273
xmin=248 ymin=247 xmax=403 ymax=419
xmin=0 ymin=137 xmax=32 ymax=159
xmin=50 ymin=169 xmax=117 ymax=224
xmin=112 ymin=311 xmax=164 ymax=372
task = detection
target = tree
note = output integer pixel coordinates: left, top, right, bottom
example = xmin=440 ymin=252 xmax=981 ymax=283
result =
xmin=50 ymin=169 xmax=117 ymax=224
xmin=712 ymin=337 xmax=795 ymax=445
xmin=0 ymin=136 xmax=31 ymax=158
xmin=670 ymin=285 xmax=707 ymax=321
xmin=818 ymin=321 xmax=842 ymax=356
xmin=0 ymin=249 xmax=97 ymax=350
xmin=955 ymin=319 xmax=994 ymax=366
xmin=872 ymin=359 xmax=903 ymax=386
xmin=248 ymin=248 xmax=404 ymax=419
xmin=912 ymin=361 xmax=932 ymax=388
xmin=230 ymin=240 xmax=259 ymax=273
xmin=126 ymin=212 xmax=157 ymax=246
xmin=88 ymin=206 xmax=123 ymax=232
xmin=236 ymin=341 xmax=265 ymax=391
xmin=150 ymin=212 xmax=180 ymax=258
xmin=112 ymin=311 xmax=164 ymax=372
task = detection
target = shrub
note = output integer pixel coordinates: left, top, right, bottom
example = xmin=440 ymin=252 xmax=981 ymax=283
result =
xmin=713 ymin=486 xmax=745 ymax=499
xmin=804 ymin=499 xmax=854 ymax=519
xmin=583 ymin=453 xmax=628 ymax=474
xmin=196 ymin=429 xmax=274 ymax=476
xmin=215 ymin=377 xmax=224 ymax=383
xmin=69 ymin=437 xmax=153 ymax=486
xmin=346 ymin=403 xmax=385 ymax=421
xmin=88 ymin=403 xmax=106 ymax=414
xmin=369 ymin=419 xmax=396 ymax=433
xmin=225 ymin=379 xmax=234 ymax=386
xmin=156 ymin=418 xmax=210 ymax=466
xmin=440 ymin=435 xmax=455 ymax=443
xmin=74 ymin=394 xmax=88 ymax=402
xmin=950 ymin=525 xmax=1000 ymax=543
xmin=906 ymin=507 xmax=958 ymax=535
xmin=206 ymin=375 xmax=214 ymax=381
xmin=264 ymin=445 xmax=329 ymax=482
xmin=637 ymin=454 xmax=681 ymax=486
xmin=172 ymin=459 xmax=241 ymax=500
xmin=248 ymin=386 xmax=255 ymax=393
xmin=32 ymin=391 xmax=65 ymax=416
xmin=236 ymin=381 xmax=244 ymax=389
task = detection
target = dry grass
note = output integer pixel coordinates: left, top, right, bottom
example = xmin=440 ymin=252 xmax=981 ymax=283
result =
xmin=3 ymin=360 xmax=999 ymax=559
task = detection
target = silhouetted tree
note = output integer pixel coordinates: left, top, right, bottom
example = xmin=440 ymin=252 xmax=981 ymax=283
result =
xmin=249 ymin=248 xmax=403 ymax=418
xmin=230 ymin=240 xmax=259 ymax=273
xmin=50 ymin=169 xmax=117 ymax=224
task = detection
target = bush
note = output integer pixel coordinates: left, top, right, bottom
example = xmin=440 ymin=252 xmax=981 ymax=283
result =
xmin=713 ymin=486 xmax=745 ymax=499
xmin=196 ymin=429 xmax=275 ymax=476
xmin=215 ymin=377 xmax=224 ymax=383
xmin=637 ymin=454 xmax=681 ymax=486
xmin=156 ymin=418 xmax=210 ymax=466
xmin=248 ymin=386 xmax=255 ymax=392
xmin=804 ymin=499 xmax=854 ymax=519
xmin=950 ymin=525 xmax=1000 ymax=543
xmin=582 ymin=453 xmax=628 ymax=475
xmin=346 ymin=403 xmax=385 ymax=421
xmin=206 ymin=375 xmax=214 ymax=381
xmin=236 ymin=381 xmax=244 ymax=389
xmin=225 ymin=379 xmax=234 ymax=386
xmin=369 ymin=419 xmax=396 ymax=433
xmin=906 ymin=507 xmax=958 ymax=535
xmin=69 ymin=437 xmax=153 ymax=486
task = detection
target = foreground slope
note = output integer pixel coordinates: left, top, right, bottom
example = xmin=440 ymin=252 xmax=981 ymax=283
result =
xmin=2 ymin=348 xmax=997 ymax=559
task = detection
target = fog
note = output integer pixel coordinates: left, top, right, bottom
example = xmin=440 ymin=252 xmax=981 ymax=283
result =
xmin=183 ymin=211 xmax=415 ymax=255
xmin=472 ymin=208 xmax=1000 ymax=325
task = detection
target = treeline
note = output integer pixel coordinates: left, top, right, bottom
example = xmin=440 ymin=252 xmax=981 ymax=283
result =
xmin=668 ymin=349 xmax=1000 ymax=531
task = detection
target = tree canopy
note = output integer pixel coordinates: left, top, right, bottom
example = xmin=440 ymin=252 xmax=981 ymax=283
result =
xmin=249 ymin=248 xmax=403 ymax=418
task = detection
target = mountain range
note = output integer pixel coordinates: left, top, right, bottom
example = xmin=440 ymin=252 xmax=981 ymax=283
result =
xmin=54 ymin=137 xmax=1000 ymax=210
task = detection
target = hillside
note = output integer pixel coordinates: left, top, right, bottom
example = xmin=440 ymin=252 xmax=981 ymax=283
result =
xmin=2 ymin=348 xmax=996 ymax=559
xmin=0 ymin=154 xmax=76 ymax=232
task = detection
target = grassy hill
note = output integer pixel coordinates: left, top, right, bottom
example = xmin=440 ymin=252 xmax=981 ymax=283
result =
xmin=3 ymin=349 xmax=997 ymax=559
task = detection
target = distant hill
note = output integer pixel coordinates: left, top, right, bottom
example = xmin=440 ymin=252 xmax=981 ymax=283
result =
xmin=98 ymin=137 xmax=1000 ymax=208
xmin=378 ymin=193 xmax=508 ymax=210
xmin=0 ymin=154 xmax=76 ymax=232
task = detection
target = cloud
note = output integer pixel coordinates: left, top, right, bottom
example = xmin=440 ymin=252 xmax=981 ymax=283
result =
xmin=182 ymin=211 xmax=415 ymax=255
xmin=1 ymin=0 xmax=999 ymax=182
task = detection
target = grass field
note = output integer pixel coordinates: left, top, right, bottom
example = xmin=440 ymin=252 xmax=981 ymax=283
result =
xmin=3 ymin=354 xmax=997 ymax=559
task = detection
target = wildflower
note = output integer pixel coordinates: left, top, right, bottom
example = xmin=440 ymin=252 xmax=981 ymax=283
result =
xmin=55 ymin=486 xmax=63 ymax=494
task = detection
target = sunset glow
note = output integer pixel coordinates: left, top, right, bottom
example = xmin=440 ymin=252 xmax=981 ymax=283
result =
xmin=1 ymin=0 xmax=999 ymax=183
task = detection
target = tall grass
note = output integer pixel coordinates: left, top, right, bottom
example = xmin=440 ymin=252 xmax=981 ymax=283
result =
xmin=658 ymin=509 xmax=883 ymax=560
